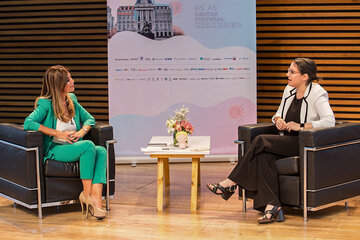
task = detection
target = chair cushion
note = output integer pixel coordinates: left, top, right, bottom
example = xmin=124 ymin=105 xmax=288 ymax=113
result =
xmin=44 ymin=159 xmax=80 ymax=177
xmin=44 ymin=176 xmax=82 ymax=202
xmin=275 ymin=156 xmax=300 ymax=175
xmin=279 ymin=175 xmax=300 ymax=206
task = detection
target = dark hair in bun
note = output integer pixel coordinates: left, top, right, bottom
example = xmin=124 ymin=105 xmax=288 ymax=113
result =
xmin=293 ymin=58 xmax=319 ymax=83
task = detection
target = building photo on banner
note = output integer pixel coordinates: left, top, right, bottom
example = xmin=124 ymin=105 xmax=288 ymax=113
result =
xmin=107 ymin=0 xmax=256 ymax=162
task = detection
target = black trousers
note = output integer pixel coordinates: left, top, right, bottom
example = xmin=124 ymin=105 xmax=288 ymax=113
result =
xmin=228 ymin=134 xmax=299 ymax=211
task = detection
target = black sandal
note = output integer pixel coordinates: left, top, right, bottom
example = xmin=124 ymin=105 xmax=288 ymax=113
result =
xmin=257 ymin=206 xmax=285 ymax=224
xmin=206 ymin=183 xmax=237 ymax=200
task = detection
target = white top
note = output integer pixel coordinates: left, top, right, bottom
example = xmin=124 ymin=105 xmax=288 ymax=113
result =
xmin=53 ymin=117 xmax=76 ymax=144
xmin=272 ymin=83 xmax=335 ymax=128
xmin=141 ymin=136 xmax=210 ymax=155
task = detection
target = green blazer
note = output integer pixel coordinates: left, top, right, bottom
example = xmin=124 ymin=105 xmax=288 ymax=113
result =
xmin=23 ymin=93 xmax=95 ymax=161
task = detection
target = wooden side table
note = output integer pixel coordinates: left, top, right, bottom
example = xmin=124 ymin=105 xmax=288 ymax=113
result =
xmin=143 ymin=136 xmax=210 ymax=213
xmin=150 ymin=154 xmax=204 ymax=213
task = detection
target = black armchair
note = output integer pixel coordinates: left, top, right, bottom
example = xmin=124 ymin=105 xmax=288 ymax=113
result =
xmin=236 ymin=122 xmax=360 ymax=221
xmin=0 ymin=122 xmax=116 ymax=218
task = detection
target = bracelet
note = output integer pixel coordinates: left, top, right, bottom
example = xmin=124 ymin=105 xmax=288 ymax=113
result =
xmin=300 ymin=123 xmax=304 ymax=130
xmin=50 ymin=128 xmax=54 ymax=137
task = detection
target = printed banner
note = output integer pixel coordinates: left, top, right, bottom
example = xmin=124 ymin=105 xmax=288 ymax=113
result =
xmin=107 ymin=0 xmax=257 ymax=156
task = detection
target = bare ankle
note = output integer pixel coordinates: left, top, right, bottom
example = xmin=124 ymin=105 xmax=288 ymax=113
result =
xmin=227 ymin=179 xmax=236 ymax=185
xmin=220 ymin=179 xmax=236 ymax=187
xmin=265 ymin=204 xmax=274 ymax=211
xmin=91 ymin=196 xmax=102 ymax=208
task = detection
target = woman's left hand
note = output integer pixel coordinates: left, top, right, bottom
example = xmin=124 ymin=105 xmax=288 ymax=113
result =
xmin=285 ymin=121 xmax=301 ymax=132
xmin=69 ymin=130 xmax=86 ymax=143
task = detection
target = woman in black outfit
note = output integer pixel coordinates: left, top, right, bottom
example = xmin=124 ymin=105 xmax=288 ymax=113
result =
xmin=207 ymin=58 xmax=335 ymax=224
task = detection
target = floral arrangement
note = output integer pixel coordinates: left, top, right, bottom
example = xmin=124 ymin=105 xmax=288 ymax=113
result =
xmin=166 ymin=105 xmax=194 ymax=145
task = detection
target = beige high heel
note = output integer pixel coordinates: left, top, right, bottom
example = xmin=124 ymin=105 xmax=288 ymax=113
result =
xmin=79 ymin=191 xmax=87 ymax=214
xmin=86 ymin=195 xmax=106 ymax=220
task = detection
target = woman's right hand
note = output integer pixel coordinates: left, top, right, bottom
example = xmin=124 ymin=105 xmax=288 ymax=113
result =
xmin=54 ymin=130 xmax=77 ymax=144
xmin=275 ymin=118 xmax=287 ymax=131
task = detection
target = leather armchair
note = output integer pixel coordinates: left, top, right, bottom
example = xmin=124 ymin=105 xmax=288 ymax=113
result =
xmin=0 ymin=122 xmax=116 ymax=218
xmin=236 ymin=122 xmax=360 ymax=221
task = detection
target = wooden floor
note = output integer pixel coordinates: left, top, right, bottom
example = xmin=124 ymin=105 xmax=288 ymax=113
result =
xmin=0 ymin=162 xmax=360 ymax=240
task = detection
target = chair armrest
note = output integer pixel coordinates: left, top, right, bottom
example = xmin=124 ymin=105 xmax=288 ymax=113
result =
xmin=238 ymin=122 xmax=278 ymax=141
xmin=0 ymin=123 xmax=45 ymax=203
xmin=299 ymin=122 xmax=360 ymax=148
xmin=298 ymin=122 xmax=360 ymax=207
xmin=84 ymin=122 xmax=116 ymax=184
xmin=0 ymin=123 xmax=43 ymax=148
xmin=237 ymin=122 xmax=278 ymax=157
xmin=85 ymin=122 xmax=114 ymax=147
xmin=238 ymin=122 xmax=277 ymax=146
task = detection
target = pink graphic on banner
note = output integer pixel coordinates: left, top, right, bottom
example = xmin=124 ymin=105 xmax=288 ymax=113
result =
xmin=169 ymin=1 xmax=183 ymax=15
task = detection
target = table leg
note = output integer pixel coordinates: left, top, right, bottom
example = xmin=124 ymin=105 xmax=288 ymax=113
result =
xmin=163 ymin=158 xmax=170 ymax=187
xmin=191 ymin=157 xmax=200 ymax=213
xmin=157 ymin=158 xmax=164 ymax=212
xmin=197 ymin=159 xmax=201 ymax=186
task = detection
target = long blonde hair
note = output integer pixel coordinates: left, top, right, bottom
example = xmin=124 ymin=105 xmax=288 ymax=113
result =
xmin=35 ymin=65 xmax=75 ymax=122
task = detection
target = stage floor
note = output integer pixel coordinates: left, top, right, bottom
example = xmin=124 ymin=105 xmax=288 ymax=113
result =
xmin=0 ymin=162 xmax=359 ymax=240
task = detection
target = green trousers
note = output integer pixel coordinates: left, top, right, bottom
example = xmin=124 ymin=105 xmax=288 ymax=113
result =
xmin=50 ymin=140 xmax=107 ymax=184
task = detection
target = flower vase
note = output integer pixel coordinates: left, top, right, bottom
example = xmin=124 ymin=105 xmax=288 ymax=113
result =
xmin=177 ymin=131 xmax=188 ymax=149
xmin=173 ymin=131 xmax=188 ymax=148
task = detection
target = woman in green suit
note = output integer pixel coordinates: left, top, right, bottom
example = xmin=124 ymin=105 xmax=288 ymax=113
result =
xmin=24 ymin=65 xmax=107 ymax=219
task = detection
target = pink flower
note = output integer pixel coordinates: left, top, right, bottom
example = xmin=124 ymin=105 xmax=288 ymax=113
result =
xmin=172 ymin=120 xmax=194 ymax=135
xmin=183 ymin=121 xmax=193 ymax=134
xmin=180 ymin=120 xmax=186 ymax=128
xmin=175 ymin=121 xmax=182 ymax=131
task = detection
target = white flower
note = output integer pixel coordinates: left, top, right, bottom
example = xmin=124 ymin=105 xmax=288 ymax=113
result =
xmin=166 ymin=119 xmax=176 ymax=133
xmin=171 ymin=105 xmax=189 ymax=122
xmin=167 ymin=127 xmax=175 ymax=134
xmin=166 ymin=105 xmax=190 ymax=134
